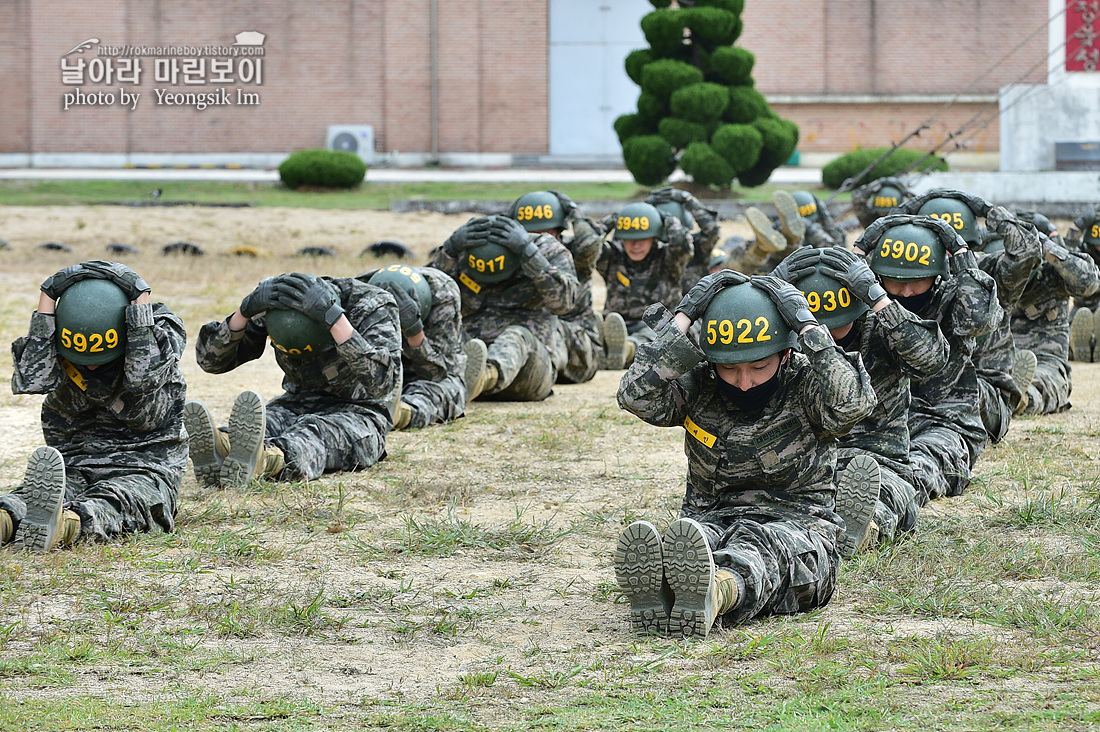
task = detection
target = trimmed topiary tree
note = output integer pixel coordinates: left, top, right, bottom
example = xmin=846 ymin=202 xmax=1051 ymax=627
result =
xmin=616 ymin=0 xmax=798 ymax=189
xmin=279 ymin=149 xmax=366 ymax=189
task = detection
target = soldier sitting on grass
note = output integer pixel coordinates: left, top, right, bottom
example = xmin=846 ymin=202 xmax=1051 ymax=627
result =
xmin=1 ymin=261 xmax=187 ymax=551
xmin=614 ymin=271 xmax=877 ymax=639
xmin=186 ymin=272 xmax=401 ymax=489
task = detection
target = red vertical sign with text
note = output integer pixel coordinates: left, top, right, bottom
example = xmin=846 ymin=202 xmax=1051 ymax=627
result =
xmin=1067 ymin=0 xmax=1100 ymax=71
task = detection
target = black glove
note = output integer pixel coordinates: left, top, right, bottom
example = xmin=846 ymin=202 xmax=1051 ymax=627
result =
xmin=818 ymin=247 xmax=887 ymax=305
xmin=750 ymin=275 xmax=817 ymax=332
xmin=443 ymin=217 xmax=493 ymax=257
xmin=273 ymin=273 xmax=345 ymax=326
xmin=81 ymin=260 xmax=151 ymax=301
xmin=858 ymin=213 xmax=966 ymax=256
xmin=376 ymin=281 xmax=423 ymax=338
xmin=898 ymin=189 xmax=992 ymax=217
xmin=239 ymin=277 xmax=281 ymax=318
xmin=40 ymin=263 xmax=93 ymax=300
xmin=770 ymin=248 xmax=823 ymax=284
xmin=547 ymin=190 xmax=580 ymax=220
xmin=489 ymin=216 xmax=538 ymax=259
xmin=675 ymin=269 xmax=750 ymax=322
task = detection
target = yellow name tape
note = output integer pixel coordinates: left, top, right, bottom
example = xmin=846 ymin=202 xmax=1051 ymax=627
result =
xmin=684 ymin=416 xmax=716 ymax=448
xmin=61 ymin=359 xmax=87 ymax=392
xmin=459 ymin=272 xmax=482 ymax=293
xmin=616 ymin=271 xmax=631 ymax=288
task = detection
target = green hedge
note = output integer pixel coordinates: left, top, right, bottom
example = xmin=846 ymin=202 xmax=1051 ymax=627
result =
xmin=822 ymin=147 xmax=948 ymax=189
xmin=279 ymin=149 xmax=366 ymax=189
xmin=681 ymin=7 xmax=742 ymax=48
xmin=737 ymin=118 xmax=798 ymax=187
xmin=625 ymin=49 xmax=655 ymax=85
xmin=623 ymin=135 xmax=675 ymax=186
xmin=641 ymin=11 xmax=685 ymax=57
xmin=708 ymin=46 xmax=754 ymax=86
xmin=614 ymin=114 xmax=650 ymax=144
xmin=724 ymin=86 xmax=769 ymax=124
xmin=658 ymin=117 xmax=710 ymax=149
xmin=711 ymin=123 xmax=763 ymax=174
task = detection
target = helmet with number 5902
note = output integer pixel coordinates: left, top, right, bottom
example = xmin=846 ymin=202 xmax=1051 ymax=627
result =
xmin=700 ymin=281 xmax=797 ymax=364
xmin=867 ymin=223 xmax=948 ymax=281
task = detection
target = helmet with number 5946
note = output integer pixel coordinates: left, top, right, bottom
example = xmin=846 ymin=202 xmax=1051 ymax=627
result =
xmin=917 ymin=197 xmax=978 ymax=245
xmin=54 ymin=278 xmax=129 ymax=366
xmin=700 ymin=281 xmax=797 ymax=364
xmin=510 ymin=191 xmax=566 ymax=233
xmin=867 ymin=223 xmax=948 ymax=281
xmin=614 ymin=202 xmax=665 ymax=241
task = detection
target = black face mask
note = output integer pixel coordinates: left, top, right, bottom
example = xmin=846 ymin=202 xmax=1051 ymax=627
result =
xmin=715 ymin=358 xmax=786 ymax=412
xmin=833 ymin=320 xmax=862 ymax=351
xmin=893 ymin=287 xmax=935 ymax=315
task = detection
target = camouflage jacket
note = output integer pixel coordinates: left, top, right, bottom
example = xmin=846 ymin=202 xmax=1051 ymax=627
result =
xmin=195 ymin=278 xmax=402 ymax=414
xmin=1012 ymin=245 xmax=1100 ymax=358
xmin=431 ymin=233 xmax=579 ymax=349
xmin=679 ymin=206 xmax=722 ymax=293
xmin=617 ymin=306 xmax=877 ymax=537
xmin=597 ymin=218 xmax=692 ymax=323
xmin=802 ymin=194 xmax=846 ymax=248
xmin=11 ymin=303 xmax=188 ymax=484
xmin=560 ymin=216 xmax=603 ymax=328
xmin=908 ymin=251 xmax=1002 ymax=439
xmin=837 ymin=302 xmax=949 ymax=474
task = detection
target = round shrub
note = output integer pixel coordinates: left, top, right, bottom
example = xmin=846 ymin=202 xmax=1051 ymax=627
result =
xmin=709 ymin=46 xmax=755 ymax=85
xmin=641 ymin=10 xmax=686 ymax=58
xmin=724 ymin=86 xmax=770 ymax=124
xmin=641 ymin=59 xmax=704 ymax=100
xmin=698 ymin=0 xmax=745 ymax=13
xmin=625 ymin=49 xmax=655 ymax=85
xmin=736 ymin=118 xmax=798 ymax=187
xmin=682 ymin=7 xmax=742 ymax=49
xmin=614 ymin=113 xmax=651 ymax=144
xmin=822 ymin=147 xmax=949 ymax=189
xmin=649 ymin=0 xmax=672 ymax=7
xmin=637 ymin=91 xmax=668 ymax=123
xmin=710 ymin=123 xmax=763 ymax=174
xmin=670 ymin=82 xmax=730 ymax=123
xmin=680 ymin=142 xmax=736 ymax=188
xmin=658 ymin=117 xmax=710 ymax=149
xmin=279 ymin=149 xmax=366 ymax=189
xmin=623 ymin=135 xmax=675 ymax=186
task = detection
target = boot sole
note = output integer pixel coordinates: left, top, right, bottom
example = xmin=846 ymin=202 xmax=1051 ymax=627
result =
xmin=1013 ymin=349 xmax=1037 ymax=397
xmin=663 ymin=517 xmax=715 ymax=639
xmin=604 ymin=312 xmax=628 ymax=371
xmin=220 ymin=391 xmax=266 ymax=490
xmin=12 ymin=446 xmax=66 ymax=553
xmin=773 ymin=191 xmax=806 ymax=244
xmin=1070 ymin=308 xmax=1093 ymax=362
xmin=836 ymin=455 xmax=881 ymax=559
xmin=744 ymin=208 xmax=787 ymax=254
xmin=184 ymin=400 xmax=222 ymax=489
xmin=463 ymin=339 xmax=488 ymax=402
xmin=614 ymin=521 xmax=669 ymax=635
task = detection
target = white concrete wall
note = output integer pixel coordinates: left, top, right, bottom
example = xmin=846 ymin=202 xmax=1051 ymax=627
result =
xmin=1000 ymin=76 xmax=1100 ymax=171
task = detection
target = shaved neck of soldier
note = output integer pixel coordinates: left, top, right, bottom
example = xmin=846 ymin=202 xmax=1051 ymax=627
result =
xmin=623 ymin=238 xmax=655 ymax=262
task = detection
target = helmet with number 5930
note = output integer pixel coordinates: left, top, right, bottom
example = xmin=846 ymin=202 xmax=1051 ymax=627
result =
xmin=778 ymin=249 xmax=869 ymax=330
xmin=917 ymin=197 xmax=978 ymax=245
xmin=510 ymin=191 xmax=566 ymax=233
xmin=700 ymin=281 xmax=797 ymax=364
xmin=867 ymin=223 xmax=948 ymax=281
xmin=614 ymin=202 xmax=665 ymax=241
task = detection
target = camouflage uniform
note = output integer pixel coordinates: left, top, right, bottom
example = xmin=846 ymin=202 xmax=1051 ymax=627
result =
xmin=905 ymin=251 xmax=1002 ymax=503
xmin=432 ymin=234 xmax=579 ymax=400
xmin=850 ymin=177 xmax=914 ymax=229
xmin=555 ymin=216 xmax=605 ymax=384
xmin=798 ymin=193 xmax=846 ymax=249
xmin=1013 ymin=239 xmax=1100 ymax=414
xmin=617 ymin=306 xmax=876 ymax=625
xmin=835 ymin=303 xmax=948 ymax=543
xmin=597 ymin=218 xmax=691 ymax=348
xmin=3 ymin=302 xmax=187 ymax=543
xmin=360 ymin=267 xmax=468 ymax=429
xmin=678 ymin=205 xmax=722 ymax=293
xmin=1066 ymin=209 xmax=1100 ymax=314
xmin=195 ymin=278 xmax=401 ymax=480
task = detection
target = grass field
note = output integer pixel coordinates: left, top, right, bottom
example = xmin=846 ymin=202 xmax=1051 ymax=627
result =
xmin=0 ymin=203 xmax=1098 ymax=731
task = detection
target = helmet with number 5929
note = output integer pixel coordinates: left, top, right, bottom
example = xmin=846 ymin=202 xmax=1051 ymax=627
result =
xmin=917 ymin=197 xmax=978 ymax=245
xmin=700 ymin=281 xmax=797 ymax=364
xmin=510 ymin=191 xmax=566 ymax=233
xmin=867 ymin=223 xmax=948 ymax=281
xmin=54 ymin=278 xmax=129 ymax=366
xmin=614 ymin=202 xmax=664 ymax=241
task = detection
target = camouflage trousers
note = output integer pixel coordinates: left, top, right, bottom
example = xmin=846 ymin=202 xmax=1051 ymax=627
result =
xmin=0 ymin=458 xmax=179 ymax=544
xmin=556 ymin=314 xmax=601 ymax=385
xmin=909 ymin=420 xmax=972 ymax=504
xmin=977 ymin=377 xmax=1013 ymax=444
xmin=838 ymin=452 xmax=919 ymax=545
xmin=403 ymin=374 xmax=467 ymax=429
xmin=1022 ymin=353 xmax=1072 ymax=415
xmin=265 ymin=394 xmax=388 ymax=480
xmin=484 ymin=325 xmax=554 ymax=401
xmin=626 ymin=320 xmax=658 ymax=347
xmin=696 ymin=516 xmax=839 ymax=626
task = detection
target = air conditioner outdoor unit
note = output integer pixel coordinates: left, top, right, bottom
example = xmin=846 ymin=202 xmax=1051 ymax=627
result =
xmin=326 ymin=125 xmax=376 ymax=165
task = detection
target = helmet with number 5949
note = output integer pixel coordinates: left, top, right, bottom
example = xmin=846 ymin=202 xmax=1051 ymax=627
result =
xmin=700 ymin=281 xmax=797 ymax=364
xmin=614 ymin=202 xmax=664 ymax=241
xmin=867 ymin=223 xmax=948 ymax=281
xmin=917 ymin=197 xmax=978 ymax=245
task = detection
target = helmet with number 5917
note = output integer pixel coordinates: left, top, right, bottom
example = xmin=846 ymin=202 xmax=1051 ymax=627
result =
xmin=867 ymin=223 xmax=948 ymax=281
xmin=917 ymin=197 xmax=978 ymax=245
xmin=614 ymin=202 xmax=664 ymax=241
xmin=462 ymin=240 xmax=521 ymax=284
xmin=700 ymin=281 xmax=797 ymax=364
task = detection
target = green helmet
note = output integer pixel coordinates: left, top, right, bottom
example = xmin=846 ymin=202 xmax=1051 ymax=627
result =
xmin=700 ymin=281 xmax=797 ymax=364
xmin=462 ymin=240 xmax=521 ymax=284
xmin=653 ymin=200 xmax=694 ymax=230
xmin=265 ymin=308 xmax=332 ymax=357
xmin=917 ymin=197 xmax=978 ymax=245
xmin=54 ymin=278 xmax=128 ymax=366
xmin=791 ymin=190 xmax=820 ymax=219
xmin=779 ymin=250 xmax=869 ymax=330
xmin=511 ymin=191 xmax=566 ymax=233
xmin=870 ymin=185 xmax=904 ymax=214
xmin=976 ymin=235 xmax=1005 ymax=255
xmin=868 ymin=223 xmax=948 ymax=281
xmin=368 ymin=263 xmax=433 ymax=319
xmin=1030 ymin=212 xmax=1056 ymax=237
xmin=614 ymin=202 xmax=664 ymax=241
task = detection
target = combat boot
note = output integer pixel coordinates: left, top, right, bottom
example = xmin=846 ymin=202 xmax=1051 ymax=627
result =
xmin=393 ymin=400 xmax=413 ymax=430
xmin=604 ymin=312 xmax=629 ymax=370
xmin=856 ymin=519 xmax=881 ymax=555
xmin=258 ymin=444 xmax=285 ymax=479
xmin=663 ymin=517 xmax=726 ymax=640
xmin=463 ymin=338 xmax=489 ymax=402
xmin=1012 ymin=349 xmax=1038 ymax=415
xmin=1070 ymin=308 xmax=1093 ymax=362
xmin=0 ymin=510 xmax=12 ymax=545
xmin=58 ymin=510 xmax=81 ymax=547
xmin=835 ymin=455 xmax=881 ymax=559
xmin=744 ymin=207 xmax=788 ymax=254
xmin=614 ymin=521 xmax=672 ymax=635
xmin=773 ymin=191 xmax=806 ymax=245
xmin=623 ymin=339 xmax=637 ymax=368
xmin=184 ymin=400 xmax=228 ymax=489
xmin=220 ymin=390 xmax=267 ymax=490
xmin=10 ymin=446 xmax=66 ymax=553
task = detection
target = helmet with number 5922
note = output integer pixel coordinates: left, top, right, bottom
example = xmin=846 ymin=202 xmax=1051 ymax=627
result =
xmin=700 ymin=281 xmax=797 ymax=364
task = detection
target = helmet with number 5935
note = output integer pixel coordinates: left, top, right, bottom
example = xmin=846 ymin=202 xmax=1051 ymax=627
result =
xmin=510 ymin=191 xmax=566 ymax=233
xmin=614 ymin=202 xmax=664 ymax=241
xmin=867 ymin=223 xmax=948 ymax=281
xmin=54 ymin=278 xmax=129 ymax=366
xmin=917 ymin=197 xmax=978 ymax=245
xmin=700 ymin=281 xmax=797 ymax=364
